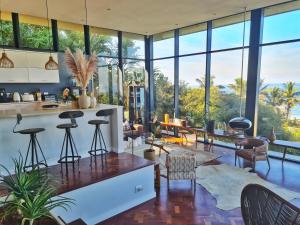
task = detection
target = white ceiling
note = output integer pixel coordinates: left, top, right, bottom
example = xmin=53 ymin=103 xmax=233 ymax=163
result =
xmin=1 ymin=0 xmax=290 ymax=35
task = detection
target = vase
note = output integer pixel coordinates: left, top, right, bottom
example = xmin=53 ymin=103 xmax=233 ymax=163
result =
xmin=90 ymin=96 xmax=97 ymax=108
xmin=269 ymin=127 xmax=276 ymax=143
xmin=78 ymin=89 xmax=90 ymax=109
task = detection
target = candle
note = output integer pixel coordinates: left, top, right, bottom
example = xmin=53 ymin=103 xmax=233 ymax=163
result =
xmin=164 ymin=114 xmax=169 ymax=123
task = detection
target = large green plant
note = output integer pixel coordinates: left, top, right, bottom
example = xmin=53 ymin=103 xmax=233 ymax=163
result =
xmin=0 ymin=156 xmax=74 ymax=225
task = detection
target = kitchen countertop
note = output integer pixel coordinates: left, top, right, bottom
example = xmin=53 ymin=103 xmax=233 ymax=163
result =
xmin=0 ymin=103 xmax=120 ymax=118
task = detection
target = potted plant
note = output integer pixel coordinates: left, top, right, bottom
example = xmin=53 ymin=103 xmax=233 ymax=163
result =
xmin=64 ymin=48 xmax=98 ymax=109
xmin=144 ymin=115 xmax=161 ymax=161
xmin=0 ymin=156 xmax=74 ymax=225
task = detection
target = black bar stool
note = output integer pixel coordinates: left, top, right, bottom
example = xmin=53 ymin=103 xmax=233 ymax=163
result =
xmin=13 ymin=114 xmax=47 ymax=170
xmin=88 ymin=109 xmax=113 ymax=156
xmin=57 ymin=111 xmax=84 ymax=164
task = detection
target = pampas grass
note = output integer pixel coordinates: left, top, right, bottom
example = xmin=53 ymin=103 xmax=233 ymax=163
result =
xmin=64 ymin=48 xmax=98 ymax=89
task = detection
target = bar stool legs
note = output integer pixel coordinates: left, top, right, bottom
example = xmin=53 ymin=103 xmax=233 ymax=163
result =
xmin=24 ymin=133 xmax=48 ymax=171
xmin=88 ymin=124 xmax=108 ymax=156
xmin=58 ymin=128 xmax=81 ymax=164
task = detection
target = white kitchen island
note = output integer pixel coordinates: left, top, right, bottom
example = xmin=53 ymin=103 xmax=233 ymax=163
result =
xmin=0 ymin=103 xmax=124 ymax=172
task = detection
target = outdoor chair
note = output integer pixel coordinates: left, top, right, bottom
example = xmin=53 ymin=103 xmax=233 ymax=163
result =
xmin=241 ymin=184 xmax=300 ymax=225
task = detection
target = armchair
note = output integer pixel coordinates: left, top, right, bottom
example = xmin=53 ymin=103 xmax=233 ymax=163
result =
xmin=165 ymin=154 xmax=197 ymax=189
xmin=235 ymin=138 xmax=270 ymax=170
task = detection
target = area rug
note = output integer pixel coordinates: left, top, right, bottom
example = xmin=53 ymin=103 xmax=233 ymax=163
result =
xmin=196 ymin=164 xmax=300 ymax=211
xmin=125 ymin=143 xmax=222 ymax=168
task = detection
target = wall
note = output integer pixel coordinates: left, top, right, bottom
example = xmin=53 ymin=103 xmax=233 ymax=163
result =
xmin=0 ymin=53 xmax=71 ymax=95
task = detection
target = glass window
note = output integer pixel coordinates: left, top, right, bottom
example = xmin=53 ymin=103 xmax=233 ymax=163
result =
xmin=19 ymin=14 xmax=52 ymax=49
xmin=179 ymin=23 xmax=207 ymax=55
xmin=122 ymin=33 xmax=145 ymax=59
xmin=258 ymin=42 xmax=300 ymax=156
xmin=179 ymin=55 xmax=206 ymax=127
xmin=123 ymin=60 xmax=146 ymax=123
xmin=58 ymin=21 xmax=84 ymax=51
xmin=153 ymin=31 xmax=174 ymax=59
xmin=0 ymin=11 xmax=13 ymax=47
xmin=90 ymin=27 xmax=118 ymax=57
xmin=210 ymin=49 xmax=249 ymax=137
xmin=263 ymin=1 xmax=300 ymax=43
xmin=212 ymin=13 xmax=250 ymax=50
xmin=94 ymin=57 xmax=121 ymax=105
xmin=153 ymin=58 xmax=174 ymax=120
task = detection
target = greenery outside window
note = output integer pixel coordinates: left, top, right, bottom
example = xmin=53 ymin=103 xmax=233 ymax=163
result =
xmin=0 ymin=11 xmax=14 ymax=47
xmin=90 ymin=27 xmax=118 ymax=57
xmin=58 ymin=21 xmax=84 ymax=52
xmin=122 ymin=32 xmax=145 ymax=59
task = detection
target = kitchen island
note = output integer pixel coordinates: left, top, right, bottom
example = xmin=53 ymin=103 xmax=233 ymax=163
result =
xmin=0 ymin=103 xmax=124 ymax=172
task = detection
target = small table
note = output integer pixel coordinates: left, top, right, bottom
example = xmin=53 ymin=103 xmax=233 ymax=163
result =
xmin=271 ymin=140 xmax=300 ymax=162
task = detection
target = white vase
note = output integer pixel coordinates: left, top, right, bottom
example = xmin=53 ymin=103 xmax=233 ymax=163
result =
xmin=78 ymin=89 xmax=90 ymax=109
xmin=90 ymin=96 xmax=97 ymax=108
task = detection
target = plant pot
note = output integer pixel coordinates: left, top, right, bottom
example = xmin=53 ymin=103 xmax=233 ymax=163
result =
xmin=144 ymin=149 xmax=156 ymax=161
xmin=90 ymin=96 xmax=97 ymax=108
xmin=78 ymin=89 xmax=90 ymax=109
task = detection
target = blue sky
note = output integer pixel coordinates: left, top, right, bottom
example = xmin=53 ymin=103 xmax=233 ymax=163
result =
xmin=153 ymin=9 xmax=300 ymax=86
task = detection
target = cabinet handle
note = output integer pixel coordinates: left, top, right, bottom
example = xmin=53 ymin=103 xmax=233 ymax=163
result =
xmin=8 ymin=79 xmax=16 ymax=82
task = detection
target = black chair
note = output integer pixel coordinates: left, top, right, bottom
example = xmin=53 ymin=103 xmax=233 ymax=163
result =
xmin=88 ymin=109 xmax=113 ymax=156
xmin=13 ymin=114 xmax=47 ymax=170
xmin=241 ymin=184 xmax=300 ymax=225
xmin=57 ymin=111 xmax=84 ymax=164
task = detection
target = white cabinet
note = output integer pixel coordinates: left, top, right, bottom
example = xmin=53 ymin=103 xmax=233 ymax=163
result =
xmin=28 ymin=68 xmax=59 ymax=83
xmin=0 ymin=68 xmax=29 ymax=83
xmin=0 ymin=50 xmax=59 ymax=83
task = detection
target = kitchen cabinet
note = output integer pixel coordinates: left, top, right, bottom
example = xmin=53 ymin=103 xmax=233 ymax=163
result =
xmin=0 ymin=50 xmax=59 ymax=83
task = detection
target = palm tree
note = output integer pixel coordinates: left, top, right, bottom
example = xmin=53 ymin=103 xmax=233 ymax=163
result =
xmin=264 ymin=87 xmax=284 ymax=107
xmin=283 ymin=82 xmax=300 ymax=120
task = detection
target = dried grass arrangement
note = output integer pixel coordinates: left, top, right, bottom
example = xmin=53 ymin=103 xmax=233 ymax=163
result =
xmin=64 ymin=48 xmax=98 ymax=89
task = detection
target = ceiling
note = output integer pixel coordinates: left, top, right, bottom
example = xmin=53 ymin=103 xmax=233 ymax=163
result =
xmin=0 ymin=0 xmax=290 ymax=35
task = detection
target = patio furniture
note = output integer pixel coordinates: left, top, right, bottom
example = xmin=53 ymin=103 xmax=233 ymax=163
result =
xmin=165 ymin=154 xmax=196 ymax=189
xmin=271 ymin=140 xmax=300 ymax=163
xmin=235 ymin=137 xmax=270 ymax=170
xmin=241 ymin=184 xmax=300 ymax=225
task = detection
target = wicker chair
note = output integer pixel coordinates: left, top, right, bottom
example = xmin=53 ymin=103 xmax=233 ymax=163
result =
xmin=165 ymin=154 xmax=197 ymax=190
xmin=235 ymin=138 xmax=270 ymax=170
xmin=241 ymin=184 xmax=300 ymax=225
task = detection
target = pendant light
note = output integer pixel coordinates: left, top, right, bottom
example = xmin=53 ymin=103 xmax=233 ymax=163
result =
xmin=44 ymin=0 xmax=58 ymax=70
xmin=228 ymin=7 xmax=252 ymax=131
xmin=0 ymin=4 xmax=14 ymax=68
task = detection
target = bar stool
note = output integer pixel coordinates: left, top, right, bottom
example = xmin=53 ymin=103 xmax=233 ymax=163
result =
xmin=88 ymin=109 xmax=113 ymax=156
xmin=13 ymin=114 xmax=47 ymax=170
xmin=57 ymin=111 xmax=84 ymax=164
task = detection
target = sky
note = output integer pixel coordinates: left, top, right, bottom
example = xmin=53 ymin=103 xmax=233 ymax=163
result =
xmin=153 ymin=9 xmax=300 ymax=86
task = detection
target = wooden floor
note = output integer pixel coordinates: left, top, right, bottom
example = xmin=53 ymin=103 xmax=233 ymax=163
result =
xmin=1 ymin=143 xmax=300 ymax=225
xmin=99 ymin=143 xmax=300 ymax=225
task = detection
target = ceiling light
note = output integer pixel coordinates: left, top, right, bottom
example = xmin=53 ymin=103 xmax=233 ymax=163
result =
xmin=44 ymin=0 xmax=58 ymax=70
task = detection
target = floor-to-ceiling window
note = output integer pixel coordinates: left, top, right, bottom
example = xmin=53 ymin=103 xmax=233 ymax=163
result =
xmin=210 ymin=13 xmax=250 ymax=134
xmin=153 ymin=31 xmax=175 ymax=120
xmin=122 ymin=33 xmax=145 ymax=123
xmin=258 ymin=2 xmax=300 ymax=156
xmin=179 ymin=24 xmax=207 ymax=127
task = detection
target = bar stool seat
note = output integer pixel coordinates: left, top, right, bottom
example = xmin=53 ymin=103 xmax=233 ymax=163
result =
xmin=18 ymin=128 xmax=45 ymax=134
xmin=88 ymin=120 xmax=109 ymax=125
xmin=57 ymin=123 xmax=78 ymax=129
